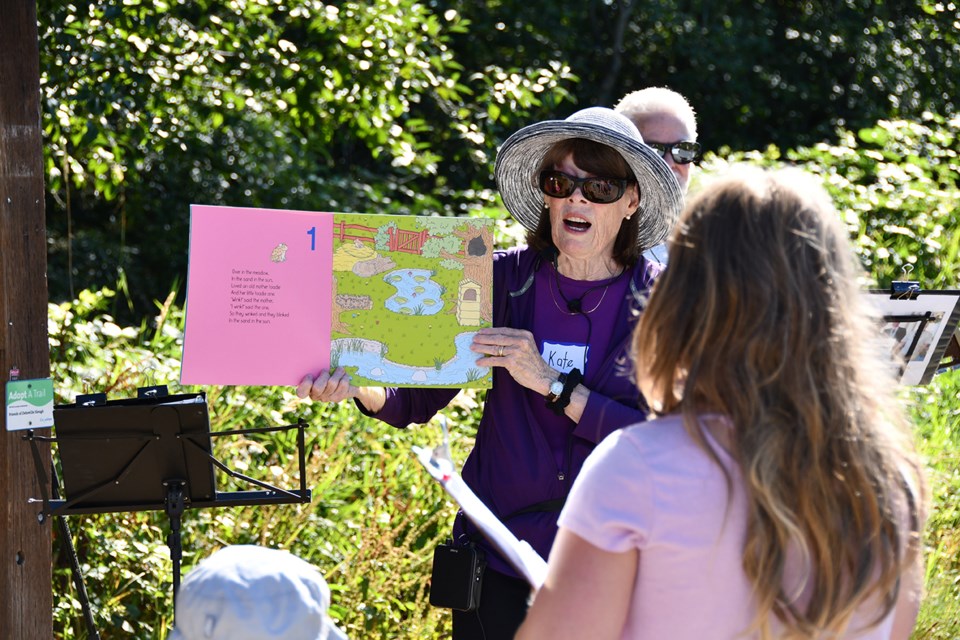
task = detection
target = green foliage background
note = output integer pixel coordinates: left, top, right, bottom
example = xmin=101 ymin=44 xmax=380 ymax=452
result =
xmin=39 ymin=0 xmax=959 ymax=320
xmin=33 ymin=0 xmax=960 ymax=637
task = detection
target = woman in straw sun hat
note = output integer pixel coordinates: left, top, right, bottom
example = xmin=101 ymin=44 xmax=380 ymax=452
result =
xmin=298 ymin=106 xmax=681 ymax=639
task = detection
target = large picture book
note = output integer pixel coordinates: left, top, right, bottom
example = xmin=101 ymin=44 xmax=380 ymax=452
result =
xmin=180 ymin=206 xmax=493 ymax=388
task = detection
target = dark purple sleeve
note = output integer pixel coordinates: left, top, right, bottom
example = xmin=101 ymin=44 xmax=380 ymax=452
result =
xmin=354 ymin=387 xmax=460 ymax=428
xmin=572 ymin=393 xmax=648 ymax=444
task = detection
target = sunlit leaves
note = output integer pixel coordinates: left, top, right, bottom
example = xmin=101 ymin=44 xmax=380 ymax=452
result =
xmin=40 ymin=0 xmax=574 ymax=318
xmin=712 ymin=112 xmax=958 ymax=288
xmin=39 ymin=0 xmax=467 ymax=201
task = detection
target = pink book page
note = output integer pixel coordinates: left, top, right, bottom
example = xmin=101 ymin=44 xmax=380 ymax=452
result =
xmin=180 ymin=205 xmax=333 ymax=386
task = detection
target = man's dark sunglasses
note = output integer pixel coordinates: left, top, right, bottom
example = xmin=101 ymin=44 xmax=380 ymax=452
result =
xmin=647 ymin=141 xmax=701 ymax=165
xmin=538 ymin=170 xmax=630 ymax=204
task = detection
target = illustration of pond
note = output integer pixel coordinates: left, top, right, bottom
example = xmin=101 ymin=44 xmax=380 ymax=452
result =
xmin=332 ymin=332 xmax=488 ymax=385
xmin=383 ymin=269 xmax=444 ymax=316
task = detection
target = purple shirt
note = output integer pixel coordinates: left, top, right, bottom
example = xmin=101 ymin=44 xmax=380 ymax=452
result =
xmin=360 ymin=246 xmax=660 ymax=576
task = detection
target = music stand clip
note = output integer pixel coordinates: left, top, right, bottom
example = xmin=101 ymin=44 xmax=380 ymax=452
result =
xmin=891 ymin=280 xmax=921 ymax=300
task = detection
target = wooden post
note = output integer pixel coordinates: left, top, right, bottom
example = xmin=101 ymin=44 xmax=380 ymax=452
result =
xmin=0 ymin=1 xmax=54 ymax=638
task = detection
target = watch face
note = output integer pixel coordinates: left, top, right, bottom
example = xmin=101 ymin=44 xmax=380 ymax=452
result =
xmin=549 ymin=380 xmax=564 ymax=396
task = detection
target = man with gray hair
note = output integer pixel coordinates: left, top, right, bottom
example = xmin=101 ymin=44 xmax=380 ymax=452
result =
xmin=615 ymin=87 xmax=700 ymax=265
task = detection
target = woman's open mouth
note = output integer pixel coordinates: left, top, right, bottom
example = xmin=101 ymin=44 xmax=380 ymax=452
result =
xmin=563 ymin=216 xmax=592 ymax=233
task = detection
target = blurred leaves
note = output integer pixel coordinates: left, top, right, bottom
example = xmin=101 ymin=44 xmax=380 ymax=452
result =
xmin=699 ymin=111 xmax=959 ymax=288
xmin=438 ymin=0 xmax=959 ymax=151
xmin=43 ymin=1 xmax=958 ymax=320
xmin=40 ymin=0 xmax=575 ymax=320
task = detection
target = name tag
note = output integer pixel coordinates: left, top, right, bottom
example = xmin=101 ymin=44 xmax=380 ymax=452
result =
xmin=541 ymin=341 xmax=587 ymax=374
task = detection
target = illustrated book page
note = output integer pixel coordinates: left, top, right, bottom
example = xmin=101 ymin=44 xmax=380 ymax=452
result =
xmin=330 ymin=213 xmax=492 ymax=388
xmin=180 ymin=205 xmax=493 ymax=388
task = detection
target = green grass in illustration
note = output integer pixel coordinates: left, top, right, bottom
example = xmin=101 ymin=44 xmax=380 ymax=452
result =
xmin=331 ymin=240 xmax=491 ymax=388
xmin=330 ymin=343 xmax=342 ymax=369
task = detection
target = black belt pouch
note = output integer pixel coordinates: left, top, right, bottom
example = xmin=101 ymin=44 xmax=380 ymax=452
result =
xmin=429 ymin=541 xmax=486 ymax=612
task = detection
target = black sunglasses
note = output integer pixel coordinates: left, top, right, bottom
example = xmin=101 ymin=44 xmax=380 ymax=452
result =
xmin=538 ymin=170 xmax=631 ymax=204
xmin=647 ymin=141 xmax=701 ymax=165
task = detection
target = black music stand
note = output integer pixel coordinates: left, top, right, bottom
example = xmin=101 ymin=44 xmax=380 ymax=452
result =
xmin=871 ymin=286 xmax=960 ymax=385
xmin=24 ymin=386 xmax=312 ymax=619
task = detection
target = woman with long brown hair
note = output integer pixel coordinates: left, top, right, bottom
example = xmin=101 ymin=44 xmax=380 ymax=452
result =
xmin=517 ymin=167 xmax=927 ymax=639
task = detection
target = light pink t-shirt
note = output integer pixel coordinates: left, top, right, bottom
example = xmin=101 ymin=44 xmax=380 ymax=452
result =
xmin=558 ymin=414 xmax=898 ymax=639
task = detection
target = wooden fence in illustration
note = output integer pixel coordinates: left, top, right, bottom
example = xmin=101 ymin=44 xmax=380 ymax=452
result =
xmin=333 ymin=221 xmax=465 ymax=256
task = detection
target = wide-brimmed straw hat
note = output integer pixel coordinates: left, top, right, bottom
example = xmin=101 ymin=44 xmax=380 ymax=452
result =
xmin=494 ymin=106 xmax=683 ymax=250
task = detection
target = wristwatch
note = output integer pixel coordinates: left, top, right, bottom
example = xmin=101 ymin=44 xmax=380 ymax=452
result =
xmin=547 ymin=368 xmax=582 ymax=416
xmin=546 ymin=374 xmax=566 ymax=403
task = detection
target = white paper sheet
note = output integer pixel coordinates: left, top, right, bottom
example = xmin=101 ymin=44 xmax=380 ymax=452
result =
xmin=413 ymin=420 xmax=548 ymax=589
